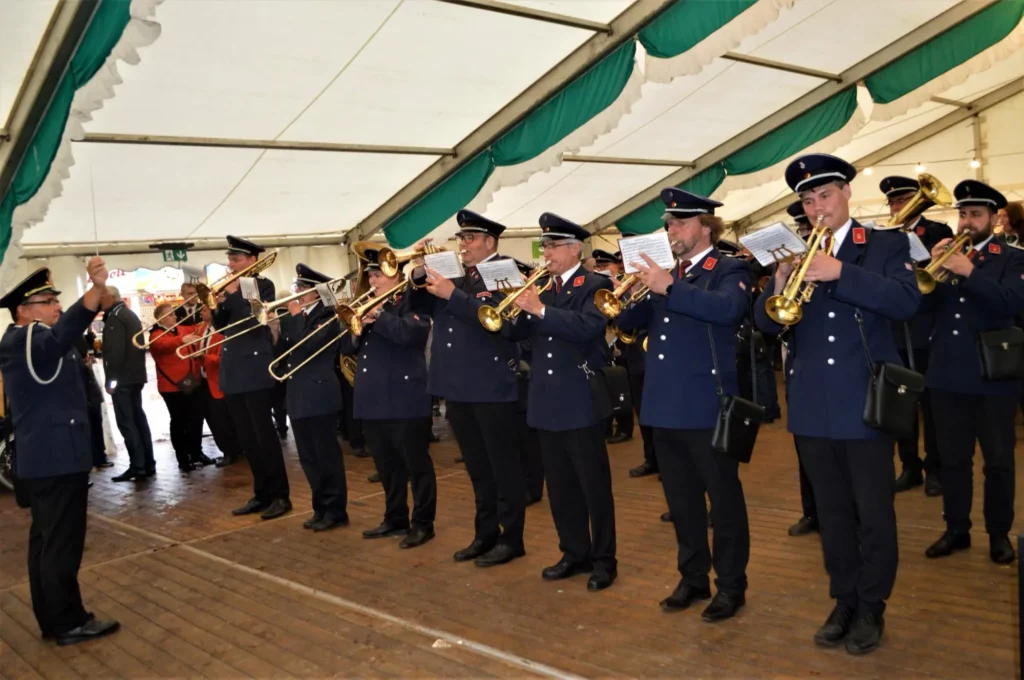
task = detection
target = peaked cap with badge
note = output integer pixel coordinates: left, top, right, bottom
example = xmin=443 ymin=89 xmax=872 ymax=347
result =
xmin=786 ymin=199 xmax=810 ymax=225
xmin=785 ymin=153 xmax=857 ymax=194
xmin=456 ymin=210 xmax=506 ymax=239
xmin=661 ymin=188 xmax=722 ymax=220
xmin=1 ymin=268 xmax=61 ymax=314
xmin=954 ymin=179 xmax=1007 ymax=211
xmin=879 ymin=175 xmax=920 ymax=200
xmin=225 ymin=235 xmax=265 ymax=257
xmin=592 ymin=249 xmax=620 ymax=265
xmin=295 ymin=264 xmax=331 ymax=288
xmin=539 ymin=213 xmax=591 ymax=242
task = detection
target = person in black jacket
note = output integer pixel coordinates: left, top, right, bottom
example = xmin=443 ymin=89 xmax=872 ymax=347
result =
xmin=72 ymin=333 xmax=112 ymax=469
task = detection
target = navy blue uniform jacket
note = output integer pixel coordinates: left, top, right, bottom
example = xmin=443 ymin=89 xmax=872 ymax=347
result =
xmin=409 ymin=260 xmax=520 ymax=403
xmin=503 ymin=267 xmax=613 ymax=432
xmin=277 ymin=301 xmax=343 ymax=420
xmin=926 ymin=236 xmax=1024 ymax=396
xmin=616 ymin=249 xmax=751 ymax=430
xmin=755 ymin=224 xmax=921 ymax=440
xmin=0 ymin=300 xmax=99 ymax=479
xmin=896 ymin=216 xmax=954 ymax=350
xmin=212 ymin=276 xmax=275 ymax=395
xmin=340 ymin=290 xmax=432 ymax=420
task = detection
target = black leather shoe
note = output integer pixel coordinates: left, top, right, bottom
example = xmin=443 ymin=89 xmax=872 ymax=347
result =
xmin=845 ymin=613 xmax=884 ymax=655
xmin=260 ymin=498 xmax=292 ymax=520
xmin=587 ymin=568 xmax=616 ymax=591
xmin=192 ymin=453 xmax=216 ymax=467
xmin=312 ymin=514 xmax=349 ymax=532
xmin=990 ymin=534 xmax=1015 ymax=564
xmin=788 ymin=516 xmax=819 ymax=536
xmin=813 ymin=604 xmax=855 ymax=646
xmin=94 ymin=460 xmax=114 ymax=469
xmin=56 ymin=619 xmax=120 ymax=646
xmin=525 ymin=494 xmax=543 ymax=507
xmin=701 ymin=591 xmax=744 ymax=622
xmin=606 ymin=433 xmax=631 ymax=445
xmin=303 ymin=514 xmax=323 ymax=529
xmin=542 ymin=558 xmax=593 ymax=581
xmin=630 ymin=462 xmax=658 ymax=478
xmin=400 ymin=526 xmax=435 ymax=549
xmin=660 ymin=512 xmax=672 ymax=522
xmin=474 ymin=543 xmax=525 ymax=567
xmin=367 ymin=471 xmax=380 ymax=483
xmin=894 ymin=468 xmax=923 ymax=493
xmin=454 ymin=540 xmax=494 ymax=562
xmin=111 ymin=469 xmax=143 ymax=482
xmin=215 ymin=455 xmax=236 ymax=468
xmin=924 ymin=472 xmax=942 ymax=496
xmin=660 ymin=582 xmax=711 ymax=612
xmin=232 ymin=498 xmax=269 ymax=516
xmin=454 ymin=455 xmax=464 ymax=464
xmin=351 ymin=447 xmax=370 ymax=458
xmin=925 ymin=531 xmax=970 ymax=558
xmin=363 ymin=521 xmax=410 ymax=539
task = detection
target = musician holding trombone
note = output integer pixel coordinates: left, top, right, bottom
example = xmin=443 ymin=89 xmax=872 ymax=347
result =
xmin=505 ymin=214 xmax=618 ymax=591
xmin=754 ymin=154 xmax=920 ymax=655
xmin=341 ymin=249 xmax=437 ymax=549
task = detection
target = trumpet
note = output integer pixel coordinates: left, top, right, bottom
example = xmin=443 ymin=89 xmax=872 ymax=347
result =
xmin=594 ymin=274 xmax=649 ymax=320
xmin=612 ymin=325 xmax=638 ymax=345
xmin=340 ymin=355 xmax=357 ymax=387
xmin=351 ymin=241 xmax=453 ymax=281
xmin=916 ymin=230 xmax=972 ymax=294
xmin=267 ymin=289 xmax=375 ymax=381
xmin=764 ymin=216 xmax=832 ymax=326
xmin=336 ymin=279 xmax=408 ymax=336
xmin=132 ymin=250 xmax=278 ymax=349
xmin=478 ymin=267 xmax=552 ymax=332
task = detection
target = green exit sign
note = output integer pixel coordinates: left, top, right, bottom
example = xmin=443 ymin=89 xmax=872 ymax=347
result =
xmin=162 ymin=248 xmax=188 ymax=262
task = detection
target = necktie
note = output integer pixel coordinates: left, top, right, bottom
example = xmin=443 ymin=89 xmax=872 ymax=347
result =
xmin=968 ymin=249 xmax=977 ymax=261
xmin=821 ymin=235 xmax=833 ymax=254
xmin=677 ymin=260 xmax=691 ymax=278
xmin=554 ymin=277 xmax=563 ymax=294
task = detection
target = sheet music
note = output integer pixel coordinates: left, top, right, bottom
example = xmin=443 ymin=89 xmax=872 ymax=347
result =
xmin=619 ymin=232 xmax=674 ymax=274
xmin=739 ymin=222 xmax=809 ymax=267
xmin=906 ymin=231 xmax=932 ymax=262
xmin=239 ymin=277 xmax=260 ymax=301
xmin=315 ymin=282 xmax=341 ymax=308
xmin=424 ymin=251 xmax=464 ymax=280
xmin=477 ymin=259 xmax=526 ymax=291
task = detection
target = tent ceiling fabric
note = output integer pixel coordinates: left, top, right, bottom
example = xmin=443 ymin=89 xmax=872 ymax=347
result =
xmin=5 ymin=0 xmax=1024 ymax=258
xmin=0 ymin=0 xmax=60 ymax=127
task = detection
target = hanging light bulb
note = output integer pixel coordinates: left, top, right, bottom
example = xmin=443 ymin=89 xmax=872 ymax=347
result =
xmin=915 ymin=163 xmax=926 ymax=173
xmin=862 ymin=167 xmax=874 ymax=176
xmin=970 ymin=158 xmax=981 ymax=169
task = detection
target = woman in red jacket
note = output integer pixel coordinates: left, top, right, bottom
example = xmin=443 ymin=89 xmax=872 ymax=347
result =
xmin=149 ymin=303 xmax=211 ymax=471
xmin=182 ymin=306 xmax=242 ymax=466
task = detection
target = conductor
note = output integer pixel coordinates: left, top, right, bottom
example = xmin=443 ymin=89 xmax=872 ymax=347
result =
xmin=0 ymin=259 xmax=120 ymax=645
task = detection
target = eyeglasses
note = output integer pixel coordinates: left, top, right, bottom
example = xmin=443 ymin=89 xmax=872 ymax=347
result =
xmin=23 ymin=298 xmax=60 ymax=307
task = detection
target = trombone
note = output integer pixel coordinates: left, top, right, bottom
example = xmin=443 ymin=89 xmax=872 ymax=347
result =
xmin=478 ymin=267 xmax=551 ymax=332
xmin=266 ymin=288 xmax=374 ymax=381
xmin=336 ymin=279 xmax=409 ymax=336
xmin=132 ymin=250 xmax=278 ymax=349
xmin=915 ymin=230 xmax=972 ymax=294
xmin=594 ymin=274 xmax=649 ymax=320
xmin=764 ymin=215 xmax=832 ymax=326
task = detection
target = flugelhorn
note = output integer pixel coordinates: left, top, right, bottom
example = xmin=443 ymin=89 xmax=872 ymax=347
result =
xmin=915 ymin=230 xmax=972 ymax=294
xmin=336 ymin=279 xmax=408 ymax=336
xmin=133 ymin=250 xmax=278 ymax=349
xmin=594 ymin=274 xmax=649 ymax=320
xmin=351 ymin=241 xmax=453 ymax=280
xmin=478 ymin=267 xmax=551 ymax=332
xmin=764 ymin=216 xmax=832 ymax=326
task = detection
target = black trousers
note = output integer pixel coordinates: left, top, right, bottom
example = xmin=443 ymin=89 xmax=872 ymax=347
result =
xmin=225 ymin=389 xmax=289 ymax=503
xmin=538 ymin=424 xmax=617 ymax=570
xmin=160 ymin=391 xmax=203 ymax=468
xmin=796 ymin=436 xmax=898 ymax=616
xmin=518 ymin=414 xmax=545 ymax=502
xmin=293 ymin=414 xmax=348 ymax=519
xmin=271 ymin=381 xmax=288 ymax=433
xmin=794 ymin=436 xmax=817 ymax=520
xmin=896 ymin=348 xmax=939 ymax=474
xmin=628 ymin=370 xmax=656 ymax=468
xmin=199 ymin=381 xmax=242 ymax=458
xmin=87 ymin=403 xmax=107 ymax=466
xmin=24 ymin=473 xmax=91 ymax=636
xmin=654 ymin=428 xmax=749 ymax=595
xmin=931 ymin=390 xmax=1016 ymax=536
xmin=446 ymin=400 xmax=526 ymax=548
xmin=363 ymin=418 xmax=436 ymax=528
xmin=111 ymin=386 xmax=154 ymax=474
xmin=339 ymin=378 xmax=365 ymax=449
xmin=606 ymin=409 xmax=634 ymax=438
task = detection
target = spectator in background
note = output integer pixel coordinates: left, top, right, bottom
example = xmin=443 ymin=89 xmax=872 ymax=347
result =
xmin=175 ymin=282 xmax=202 ymax=326
xmin=1001 ymin=201 xmax=1024 ymax=243
xmin=99 ymin=287 xmax=155 ymax=482
xmin=72 ymin=333 xmax=113 ymax=470
xmin=183 ymin=306 xmax=240 ymax=466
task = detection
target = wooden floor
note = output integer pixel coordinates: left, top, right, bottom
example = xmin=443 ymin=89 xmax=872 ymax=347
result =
xmin=1 ymin=379 xmax=1020 ymax=679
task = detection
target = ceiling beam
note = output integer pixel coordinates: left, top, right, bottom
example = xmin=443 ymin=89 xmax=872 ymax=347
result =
xmin=719 ymin=53 xmax=842 ymax=82
xmin=432 ymin=0 xmax=612 ymax=33
xmin=562 ymin=154 xmax=693 ymax=168
xmin=587 ymin=0 xmax=1001 ymax=233
xmin=0 ymin=0 xmax=99 ymax=205
xmin=931 ymin=95 xmax=970 ymax=109
xmin=344 ymin=0 xmax=677 ymax=245
xmin=729 ymin=77 xmax=1024 ymax=230
xmin=77 ymin=132 xmax=453 ymax=157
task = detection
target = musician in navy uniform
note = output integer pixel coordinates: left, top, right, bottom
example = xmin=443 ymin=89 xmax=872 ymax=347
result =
xmin=755 ymin=154 xmax=921 ymax=655
xmin=277 ymin=264 xmax=348 ymax=532
xmin=505 ymin=214 xmax=617 ymax=590
xmin=783 ymin=200 xmax=818 ymax=537
xmin=619 ymin=189 xmax=752 ymax=620
xmin=923 ymin=180 xmax=1024 ymax=565
xmin=409 ymin=210 xmax=527 ymax=567
xmin=880 ymin=175 xmax=952 ymax=496
xmin=593 ymin=250 xmax=633 ymax=444
xmin=343 ymin=249 xmax=437 ymax=549
xmin=0 ymin=261 xmax=120 ymax=645
xmin=212 ymin=236 xmax=291 ymax=519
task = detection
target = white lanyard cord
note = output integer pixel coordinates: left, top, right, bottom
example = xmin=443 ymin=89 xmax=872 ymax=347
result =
xmin=25 ymin=321 xmax=63 ymax=385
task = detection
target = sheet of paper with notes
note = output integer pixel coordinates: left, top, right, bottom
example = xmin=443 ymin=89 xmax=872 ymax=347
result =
xmin=476 ymin=259 xmax=526 ymax=292
xmin=619 ymin=232 xmax=674 ymax=274
xmin=739 ymin=222 xmax=810 ymax=267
